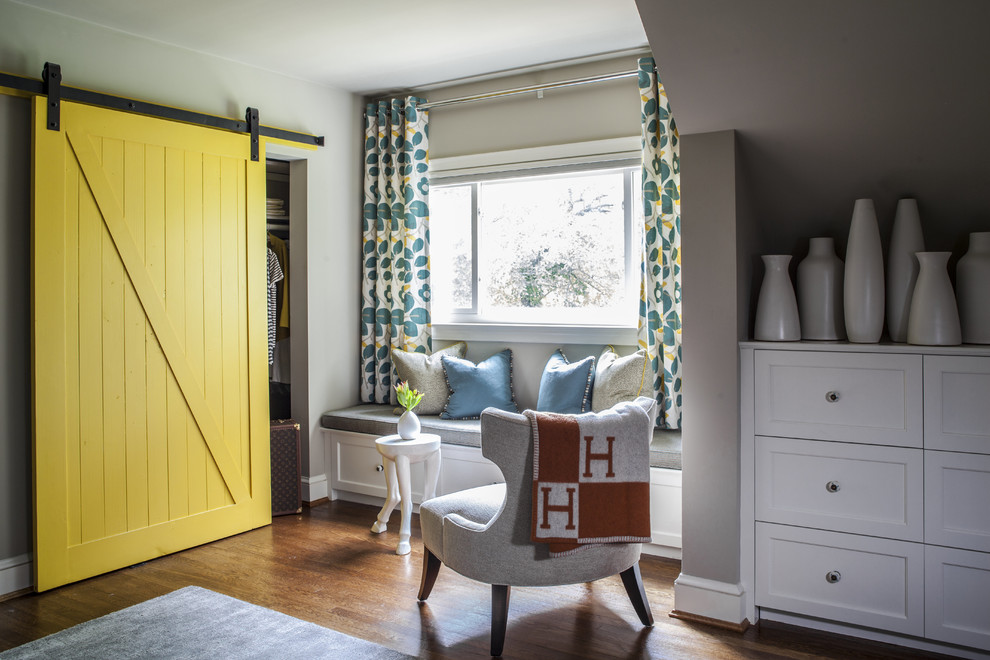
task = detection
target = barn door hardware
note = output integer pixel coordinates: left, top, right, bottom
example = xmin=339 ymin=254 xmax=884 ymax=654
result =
xmin=42 ymin=62 xmax=61 ymax=131
xmin=0 ymin=62 xmax=324 ymax=150
xmin=246 ymin=107 xmax=260 ymax=162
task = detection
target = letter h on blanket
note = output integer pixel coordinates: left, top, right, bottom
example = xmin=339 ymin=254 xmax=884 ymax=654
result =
xmin=527 ymin=400 xmax=653 ymax=557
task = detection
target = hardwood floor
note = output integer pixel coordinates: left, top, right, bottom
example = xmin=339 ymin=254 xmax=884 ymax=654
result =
xmin=0 ymin=501 xmax=955 ymax=658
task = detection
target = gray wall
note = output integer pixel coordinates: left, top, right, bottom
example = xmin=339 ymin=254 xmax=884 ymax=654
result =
xmin=636 ymin=0 xmax=990 ymax=613
xmin=0 ymin=93 xmax=31 ymax=562
xmin=0 ymin=0 xmax=361 ymax=587
xmin=679 ymin=130 xmax=748 ymax=586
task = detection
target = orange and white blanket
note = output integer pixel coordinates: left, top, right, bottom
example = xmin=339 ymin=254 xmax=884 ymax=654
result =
xmin=526 ymin=401 xmax=652 ymax=557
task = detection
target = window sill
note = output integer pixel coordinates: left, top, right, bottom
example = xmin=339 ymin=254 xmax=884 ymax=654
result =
xmin=432 ymin=322 xmax=639 ymax=346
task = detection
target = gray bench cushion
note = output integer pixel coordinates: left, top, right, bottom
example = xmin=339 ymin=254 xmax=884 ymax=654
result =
xmin=320 ymin=405 xmax=483 ymax=448
xmin=319 ymin=404 xmax=681 ymax=470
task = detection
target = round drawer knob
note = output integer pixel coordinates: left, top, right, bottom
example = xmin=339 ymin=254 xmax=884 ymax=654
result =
xmin=825 ymin=570 xmax=841 ymax=584
xmin=825 ymin=480 xmax=841 ymax=493
xmin=825 ymin=391 xmax=840 ymax=403
xmin=376 ymin=464 xmax=384 ymax=472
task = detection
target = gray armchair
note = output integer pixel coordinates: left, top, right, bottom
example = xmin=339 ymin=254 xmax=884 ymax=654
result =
xmin=417 ymin=397 xmax=656 ymax=656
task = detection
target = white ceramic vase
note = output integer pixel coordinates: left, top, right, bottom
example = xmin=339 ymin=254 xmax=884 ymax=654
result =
xmin=907 ymin=252 xmax=961 ymax=346
xmin=797 ymin=237 xmax=845 ymax=340
xmin=397 ymin=410 xmax=421 ymax=440
xmin=754 ymin=255 xmax=800 ymax=341
xmin=844 ymin=198 xmax=885 ymax=343
xmin=957 ymin=231 xmax=990 ymax=344
xmin=885 ymin=198 xmax=924 ymax=342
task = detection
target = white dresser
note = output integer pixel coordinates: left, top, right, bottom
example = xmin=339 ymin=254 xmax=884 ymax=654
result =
xmin=740 ymin=342 xmax=990 ymax=656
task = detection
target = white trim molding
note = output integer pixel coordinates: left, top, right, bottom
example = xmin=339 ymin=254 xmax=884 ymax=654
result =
xmin=673 ymin=573 xmax=748 ymax=627
xmin=0 ymin=553 xmax=33 ymax=597
xmin=301 ymin=474 xmax=328 ymax=503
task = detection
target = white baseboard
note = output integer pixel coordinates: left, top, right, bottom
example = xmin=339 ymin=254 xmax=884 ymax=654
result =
xmin=301 ymin=474 xmax=328 ymax=503
xmin=0 ymin=553 xmax=33 ymax=597
xmin=641 ymin=543 xmax=682 ymax=560
xmin=673 ymin=572 xmax=747 ymax=626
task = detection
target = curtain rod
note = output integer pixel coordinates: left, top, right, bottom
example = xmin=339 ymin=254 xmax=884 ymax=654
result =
xmin=420 ymin=69 xmax=640 ymax=110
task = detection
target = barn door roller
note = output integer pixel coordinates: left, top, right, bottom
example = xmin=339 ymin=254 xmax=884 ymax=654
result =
xmin=42 ymin=62 xmax=61 ymax=131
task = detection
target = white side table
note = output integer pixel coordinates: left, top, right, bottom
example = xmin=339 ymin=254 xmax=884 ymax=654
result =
xmin=371 ymin=433 xmax=441 ymax=555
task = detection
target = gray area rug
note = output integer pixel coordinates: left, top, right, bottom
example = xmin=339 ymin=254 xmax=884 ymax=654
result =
xmin=0 ymin=586 xmax=412 ymax=659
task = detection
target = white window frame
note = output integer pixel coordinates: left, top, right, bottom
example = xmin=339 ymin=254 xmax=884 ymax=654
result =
xmin=429 ymin=137 xmax=642 ymax=345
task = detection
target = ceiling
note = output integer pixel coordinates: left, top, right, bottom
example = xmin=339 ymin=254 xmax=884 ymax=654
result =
xmin=11 ymin=0 xmax=649 ymax=94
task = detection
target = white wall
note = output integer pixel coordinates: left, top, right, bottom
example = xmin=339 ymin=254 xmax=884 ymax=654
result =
xmin=0 ymin=0 xmax=361 ymax=590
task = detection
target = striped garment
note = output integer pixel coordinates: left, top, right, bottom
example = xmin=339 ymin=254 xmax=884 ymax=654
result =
xmin=267 ymin=247 xmax=284 ymax=365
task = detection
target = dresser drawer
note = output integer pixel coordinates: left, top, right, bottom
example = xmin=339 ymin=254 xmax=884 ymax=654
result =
xmin=925 ymin=450 xmax=990 ymax=552
xmin=756 ymin=437 xmax=923 ymax=541
xmin=924 ymin=355 xmax=990 ymax=454
xmin=925 ymin=545 xmax=990 ymax=651
xmin=756 ymin=523 xmax=924 ymax=635
xmin=754 ymin=351 xmax=922 ymax=446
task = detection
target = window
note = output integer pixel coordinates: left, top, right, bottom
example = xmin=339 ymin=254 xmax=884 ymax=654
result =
xmin=430 ymin=160 xmax=643 ymax=333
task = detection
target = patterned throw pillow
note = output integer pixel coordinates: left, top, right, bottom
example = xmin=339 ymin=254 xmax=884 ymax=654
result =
xmin=392 ymin=342 xmax=467 ymax=415
xmin=536 ymin=349 xmax=596 ymax=414
xmin=440 ymin=349 xmax=518 ymax=420
xmin=592 ymin=346 xmax=648 ymax=413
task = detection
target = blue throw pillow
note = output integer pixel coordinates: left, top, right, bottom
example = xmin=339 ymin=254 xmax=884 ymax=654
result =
xmin=440 ymin=349 xmax=518 ymax=419
xmin=536 ymin=349 xmax=596 ymax=414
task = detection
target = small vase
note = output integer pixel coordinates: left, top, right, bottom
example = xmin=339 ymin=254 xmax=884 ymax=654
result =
xmin=397 ymin=410 xmax=421 ymax=440
xmin=797 ymin=237 xmax=845 ymax=340
xmin=907 ymin=252 xmax=961 ymax=346
xmin=957 ymin=231 xmax=990 ymax=344
xmin=844 ymin=199 xmax=885 ymax=343
xmin=754 ymin=255 xmax=800 ymax=341
xmin=886 ymin=198 xmax=925 ymax=342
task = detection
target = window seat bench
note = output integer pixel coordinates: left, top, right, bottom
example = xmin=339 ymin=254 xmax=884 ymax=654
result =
xmin=320 ymin=404 xmax=682 ymax=557
xmin=319 ymin=404 xmax=682 ymax=470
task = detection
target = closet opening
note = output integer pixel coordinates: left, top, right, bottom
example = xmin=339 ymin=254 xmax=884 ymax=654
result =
xmin=267 ymin=159 xmax=291 ymax=418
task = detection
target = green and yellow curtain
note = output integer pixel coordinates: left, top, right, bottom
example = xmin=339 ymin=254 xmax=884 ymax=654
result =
xmin=637 ymin=57 xmax=682 ymax=429
xmin=360 ymin=97 xmax=432 ymax=404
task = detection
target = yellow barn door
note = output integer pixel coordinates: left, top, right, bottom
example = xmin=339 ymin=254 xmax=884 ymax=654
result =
xmin=31 ymin=98 xmax=271 ymax=591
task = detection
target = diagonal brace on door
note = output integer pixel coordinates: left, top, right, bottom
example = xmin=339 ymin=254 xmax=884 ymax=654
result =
xmin=66 ymin=130 xmax=252 ymax=505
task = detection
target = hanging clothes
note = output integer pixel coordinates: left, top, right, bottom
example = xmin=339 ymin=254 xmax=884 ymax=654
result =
xmin=268 ymin=232 xmax=290 ymax=340
xmin=267 ymin=247 xmax=284 ymax=365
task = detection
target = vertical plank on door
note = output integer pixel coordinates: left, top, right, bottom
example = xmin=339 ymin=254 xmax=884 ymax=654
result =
xmin=100 ymin=137 xmax=127 ymax=538
xmin=164 ymin=146 xmax=188 ymax=520
xmin=221 ymin=157 xmax=243 ymax=498
xmin=202 ymin=154 xmax=227 ymax=510
xmin=144 ymin=144 xmax=169 ymax=526
xmin=63 ymin=144 xmax=82 ymax=548
xmin=124 ymin=140 xmax=149 ymax=531
xmin=184 ymin=151 xmax=207 ymax=515
xmin=78 ymin=148 xmax=105 ymax=544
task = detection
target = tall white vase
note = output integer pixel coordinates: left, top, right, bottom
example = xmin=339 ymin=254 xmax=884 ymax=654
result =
xmin=754 ymin=255 xmax=800 ymax=341
xmin=957 ymin=231 xmax=990 ymax=344
xmin=907 ymin=252 xmax=961 ymax=346
xmin=886 ymin=198 xmax=924 ymax=342
xmin=797 ymin=237 xmax=845 ymax=340
xmin=844 ymin=199 xmax=885 ymax=343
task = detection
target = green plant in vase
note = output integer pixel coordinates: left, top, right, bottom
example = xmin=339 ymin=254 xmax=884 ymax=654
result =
xmin=395 ymin=381 xmax=424 ymax=439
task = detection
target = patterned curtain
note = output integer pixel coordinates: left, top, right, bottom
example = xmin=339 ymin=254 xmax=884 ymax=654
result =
xmin=360 ymin=97 xmax=432 ymax=404
xmin=637 ymin=57 xmax=682 ymax=429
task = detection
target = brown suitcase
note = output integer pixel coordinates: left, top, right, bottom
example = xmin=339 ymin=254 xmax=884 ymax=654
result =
xmin=270 ymin=419 xmax=302 ymax=516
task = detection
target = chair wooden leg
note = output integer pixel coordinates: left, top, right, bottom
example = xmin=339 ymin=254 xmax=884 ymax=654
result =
xmin=619 ymin=563 xmax=654 ymax=626
xmin=491 ymin=584 xmax=511 ymax=656
xmin=418 ymin=548 xmax=442 ymax=601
